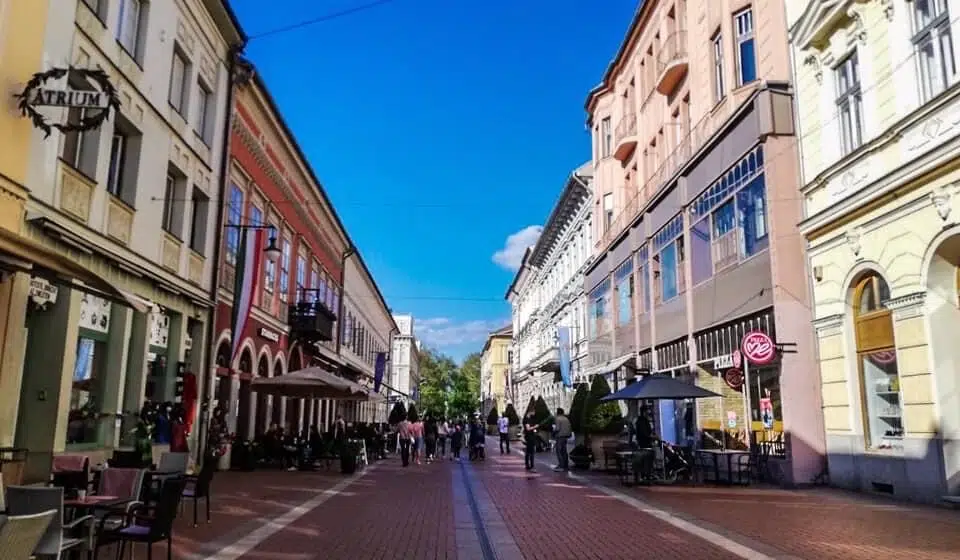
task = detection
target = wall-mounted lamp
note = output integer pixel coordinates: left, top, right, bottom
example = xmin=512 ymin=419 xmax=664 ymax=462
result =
xmin=813 ymin=265 xmax=824 ymax=283
xmin=224 ymin=224 xmax=281 ymax=265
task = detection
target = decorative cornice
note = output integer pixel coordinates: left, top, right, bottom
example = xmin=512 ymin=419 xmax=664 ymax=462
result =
xmin=812 ymin=314 xmax=843 ymax=338
xmin=884 ymin=292 xmax=926 ymax=320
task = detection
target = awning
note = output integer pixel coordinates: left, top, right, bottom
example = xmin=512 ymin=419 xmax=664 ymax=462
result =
xmin=0 ymin=226 xmax=133 ymax=306
xmin=252 ymin=366 xmax=373 ymax=400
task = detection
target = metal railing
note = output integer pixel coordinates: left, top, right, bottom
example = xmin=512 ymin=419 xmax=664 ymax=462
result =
xmin=615 ymin=112 xmax=637 ymax=146
xmin=600 ymin=97 xmax=737 ymax=248
xmin=656 ymin=30 xmax=688 ymax=82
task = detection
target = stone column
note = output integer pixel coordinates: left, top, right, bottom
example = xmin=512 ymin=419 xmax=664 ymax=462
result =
xmin=0 ymin=272 xmax=30 ymax=447
xmin=102 ymin=305 xmax=133 ymax=447
xmin=122 ymin=311 xmax=151 ymax=445
xmin=15 ymin=285 xmax=82 ymax=481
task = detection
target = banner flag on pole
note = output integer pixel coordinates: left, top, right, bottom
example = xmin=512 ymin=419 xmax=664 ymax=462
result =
xmin=374 ymin=352 xmax=387 ymax=393
xmin=230 ymin=228 xmax=264 ymax=365
xmin=558 ymin=326 xmax=572 ymax=388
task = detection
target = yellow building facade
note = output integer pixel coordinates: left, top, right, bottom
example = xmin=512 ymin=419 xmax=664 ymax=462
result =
xmin=788 ymin=0 xmax=960 ymax=502
xmin=480 ymin=326 xmax=512 ymax=416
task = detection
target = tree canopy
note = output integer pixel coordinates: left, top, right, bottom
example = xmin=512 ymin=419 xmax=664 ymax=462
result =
xmin=412 ymin=347 xmax=483 ymax=421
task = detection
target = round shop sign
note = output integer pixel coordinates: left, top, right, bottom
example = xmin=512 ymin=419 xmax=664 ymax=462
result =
xmin=731 ymin=349 xmax=743 ymax=369
xmin=724 ymin=368 xmax=744 ymax=391
xmin=741 ymin=331 xmax=776 ymax=365
xmin=870 ymin=350 xmax=897 ymax=365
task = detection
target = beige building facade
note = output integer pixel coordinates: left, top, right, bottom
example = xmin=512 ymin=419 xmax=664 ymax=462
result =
xmin=583 ymin=0 xmax=824 ymax=485
xmin=788 ymin=0 xmax=960 ymax=501
xmin=5 ymin=0 xmax=243 ymax=478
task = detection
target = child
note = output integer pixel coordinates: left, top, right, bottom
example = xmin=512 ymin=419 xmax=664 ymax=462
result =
xmin=451 ymin=424 xmax=463 ymax=460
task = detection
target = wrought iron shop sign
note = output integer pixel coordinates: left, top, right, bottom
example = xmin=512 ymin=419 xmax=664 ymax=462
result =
xmin=14 ymin=67 xmax=120 ymax=138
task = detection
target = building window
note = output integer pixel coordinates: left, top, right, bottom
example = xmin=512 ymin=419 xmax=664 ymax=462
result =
xmin=310 ymin=265 xmax=320 ymax=302
xmin=81 ymin=0 xmax=105 ymax=20
xmin=712 ymin=32 xmax=725 ymax=102
xmin=189 ymin=188 xmax=209 ymax=255
xmin=852 ymin=273 xmax=902 ymax=449
xmin=162 ymin=172 xmax=177 ymax=234
xmin=636 ymin=244 xmax=649 ymax=315
xmin=734 ymin=8 xmax=756 ymax=86
xmin=170 ymin=46 xmax=190 ymax=116
xmin=836 ymin=52 xmax=864 ymax=155
xmin=117 ymin=0 xmax=144 ymax=59
xmin=615 ymin=259 xmax=634 ymax=326
xmin=195 ymin=81 xmax=212 ymax=143
xmin=62 ymin=104 xmax=100 ymax=179
xmin=653 ymin=214 xmax=684 ymax=303
xmin=279 ymin=238 xmax=290 ymax=301
xmin=296 ymin=254 xmax=307 ymax=301
xmin=602 ymin=193 xmax=614 ymax=232
xmin=588 ymin=278 xmax=611 ymax=338
xmin=104 ymin=113 xmax=141 ymax=207
xmin=912 ymin=0 xmax=956 ymax=101
xmin=601 ymin=117 xmax=612 ymax=157
xmin=106 ymin=133 xmax=126 ymax=197
xmin=225 ymin=185 xmax=243 ymax=265
xmin=689 ymin=145 xmax=768 ymax=285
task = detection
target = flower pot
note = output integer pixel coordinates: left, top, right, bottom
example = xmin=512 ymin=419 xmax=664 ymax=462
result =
xmin=570 ymin=454 xmax=592 ymax=470
xmin=340 ymin=452 xmax=357 ymax=474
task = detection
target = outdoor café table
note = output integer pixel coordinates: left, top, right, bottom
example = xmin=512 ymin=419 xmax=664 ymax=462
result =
xmin=63 ymin=495 xmax=130 ymax=522
xmin=695 ymin=449 xmax=750 ymax=485
xmin=615 ymin=451 xmax=634 ymax=485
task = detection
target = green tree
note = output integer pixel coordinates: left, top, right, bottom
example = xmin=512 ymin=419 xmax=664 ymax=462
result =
xmin=584 ymin=375 xmax=625 ymax=435
xmin=388 ymin=401 xmax=407 ymax=425
xmin=568 ymin=383 xmax=589 ymax=434
xmin=449 ymin=352 xmax=482 ymax=419
xmin=407 ymin=403 xmax=420 ymax=422
xmin=417 ymin=348 xmax=458 ymax=418
xmin=504 ymin=403 xmax=520 ymax=426
xmin=486 ymin=405 xmax=499 ymax=426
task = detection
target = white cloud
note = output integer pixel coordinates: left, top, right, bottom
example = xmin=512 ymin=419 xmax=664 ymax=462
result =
xmin=415 ymin=317 xmax=508 ymax=349
xmin=492 ymin=225 xmax=542 ymax=271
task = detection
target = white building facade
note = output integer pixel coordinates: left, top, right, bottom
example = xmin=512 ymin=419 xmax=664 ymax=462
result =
xmin=391 ymin=314 xmax=420 ymax=406
xmin=506 ymin=164 xmax=593 ymax=412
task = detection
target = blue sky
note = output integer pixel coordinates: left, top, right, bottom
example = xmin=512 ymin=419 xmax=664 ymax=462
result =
xmin=231 ymin=0 xmax=636 ymax=361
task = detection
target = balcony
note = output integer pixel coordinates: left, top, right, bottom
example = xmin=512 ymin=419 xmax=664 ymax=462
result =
xmin=288 ymin=300 xmax=337 ymax=342
xmin=655 ymin=31 xmax=688 ymax=95
xmin=613 ymin=113 xmax=638 ymax=161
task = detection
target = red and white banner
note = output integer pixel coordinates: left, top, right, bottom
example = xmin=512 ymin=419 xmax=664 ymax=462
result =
xmin=230 ymin=228 xmax=264 ymax=365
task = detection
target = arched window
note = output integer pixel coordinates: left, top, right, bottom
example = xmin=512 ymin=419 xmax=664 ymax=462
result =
xmin=852 ymin=273 xmax=902 ymax=449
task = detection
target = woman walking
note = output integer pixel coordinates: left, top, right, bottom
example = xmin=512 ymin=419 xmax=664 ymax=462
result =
xmin=523 ymin=410 xmax=538 ymax=472
xmin=437 ymin=418 xmax=449 ymax=459
xmin=450 ymin=423 xmax=463 ymax=460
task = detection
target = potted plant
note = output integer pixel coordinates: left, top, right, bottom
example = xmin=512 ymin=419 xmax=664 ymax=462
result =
xmin=504 ymin=403 xmax=521 ymax=440
xmin=388 ymin=402 xmax=407 ymax=426
xmin=568 ymin=383 xmax=589 ymax=444
xmin=583 ymin=375 xmax=625 ymax=462
xmin=340 ymin=439 xmax=362 ymax=474
xmin=486 ymin=406 xmax=499 ymax=435
xmin=231 ymin=438 xmax=258 ymax=471
xmin=569 ymin=443 xmax=593 ymax=470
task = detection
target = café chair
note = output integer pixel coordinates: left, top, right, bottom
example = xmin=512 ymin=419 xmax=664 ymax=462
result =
xmin=182 ymin=460 xmax=216 ymax=527
xmin=5 ymin=485 xmax=92 ymax=559
xmin=0 ymin=510 xmax=58 ymax=560
xmin=93 ymin=477 xmax=187 ymax=560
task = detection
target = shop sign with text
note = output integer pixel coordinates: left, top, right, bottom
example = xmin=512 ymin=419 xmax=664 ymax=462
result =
xmin=14 ymin=67 xmax=120 ymax=138
xmin=258 ymin=327 xmax=280 ymax=343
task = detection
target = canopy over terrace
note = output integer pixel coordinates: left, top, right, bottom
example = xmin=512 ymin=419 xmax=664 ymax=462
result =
xmin=251 ymin=366 xmax=381 ymax=401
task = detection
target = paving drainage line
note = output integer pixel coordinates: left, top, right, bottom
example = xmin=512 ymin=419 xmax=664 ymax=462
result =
xmin=458 ymin=459 xmax=498 ymax=560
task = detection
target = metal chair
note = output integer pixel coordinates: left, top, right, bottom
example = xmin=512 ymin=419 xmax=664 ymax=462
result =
xmin=93 ymin=476 xmax=187 ymax=560
xmin=0 ymin=510 xmax=58 ymax=560
xmin=182 ymin=460 xmax=215 ymax=527
xmin=5 ymin=485 xmax=91 ymax=559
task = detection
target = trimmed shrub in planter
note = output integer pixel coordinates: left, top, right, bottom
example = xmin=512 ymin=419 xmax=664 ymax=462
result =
xmin=486 ymin=406 xmax=499 ymax=434
xmin=584 ymin=375 xmax=626 ymax=462
xmin=504 ymin=403 xmax=521 ymax=440
xmin=407 ymin=404 xmax=420 ymax=423
xmin=568 ymin=383 xmax=589 ymax=443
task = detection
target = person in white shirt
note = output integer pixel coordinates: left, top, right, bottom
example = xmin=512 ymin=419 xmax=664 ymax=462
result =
xmin=438 ymin=419 xmax=449 ymax=458
xmin=497 ymin=414 xmax=510 ymax=454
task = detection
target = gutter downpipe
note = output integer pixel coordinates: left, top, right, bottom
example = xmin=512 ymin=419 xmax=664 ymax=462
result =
xmin=196 ymin=43 xmax=246 ymax=465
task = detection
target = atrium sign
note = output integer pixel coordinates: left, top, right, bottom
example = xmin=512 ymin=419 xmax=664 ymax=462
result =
xmin=14 ymin=67 xmax=120 ymax=138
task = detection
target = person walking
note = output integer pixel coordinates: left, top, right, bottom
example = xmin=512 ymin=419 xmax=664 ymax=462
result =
xmin=424 ymin=417 xmax=438 ymax=463
xmin=438 ymin=418 xmax=449 ymax=459
xmin=497 ymin=412 xmax=510 ymax=454
xmin=552 ymin=408 xmax=572 ymax=472
xmin=411 ymin=417 xmax=424 ymax=465
xmin=450 ymin=424 xmax=463 ymax=460
xmin=523 ymin=411 xmax=538 ymax=472
xmin=397 ymin=416 xmax=412 ymax=467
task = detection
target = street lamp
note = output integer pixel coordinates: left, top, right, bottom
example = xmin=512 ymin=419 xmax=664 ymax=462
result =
xmin=225 ymin=224 xmax=282 ymax=264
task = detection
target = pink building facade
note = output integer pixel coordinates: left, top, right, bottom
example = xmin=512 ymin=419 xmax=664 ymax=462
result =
xmin=582 ymin=0 xmax=825 ymax=485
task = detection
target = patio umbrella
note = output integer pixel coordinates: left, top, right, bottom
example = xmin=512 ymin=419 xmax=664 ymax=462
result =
xmin=599 ymin=375 xmax=720 ymax=401
xmin=251 ymin=366 xmax=370 ymax=400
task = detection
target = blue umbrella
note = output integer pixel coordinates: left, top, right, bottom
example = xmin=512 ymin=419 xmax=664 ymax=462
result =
xmin=599 ymin=375 xmax=720 ymax=401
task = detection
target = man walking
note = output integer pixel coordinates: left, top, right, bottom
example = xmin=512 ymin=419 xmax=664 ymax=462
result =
xmin=553 ymin=408 xmax=572 ymax=472
xmin=397 ymin=416 xmax=412 ymax=467
xmin=497 ymin=412 xmax=510 ymax=454
xmin=523 ymin=411 xmax=538 ymax=472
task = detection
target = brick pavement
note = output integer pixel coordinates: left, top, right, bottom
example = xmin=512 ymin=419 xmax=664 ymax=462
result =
xmin=238 ymin=459 xmax=457 ymax=560
xmin=472 ymin=451 xmax=742 ymax=560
